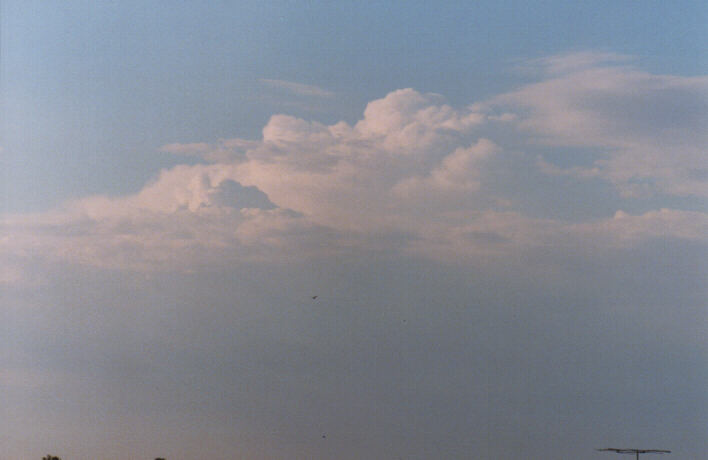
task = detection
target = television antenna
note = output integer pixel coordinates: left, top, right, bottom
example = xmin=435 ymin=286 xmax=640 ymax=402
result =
xmin=597 ymin=448 xmax=670 ymax=460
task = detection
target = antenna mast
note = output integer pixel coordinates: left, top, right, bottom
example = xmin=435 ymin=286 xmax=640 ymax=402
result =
xmin=597 ymin=448 xmax=671 ymax=460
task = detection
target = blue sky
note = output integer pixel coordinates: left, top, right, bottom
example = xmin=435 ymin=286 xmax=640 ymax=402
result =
xmin=1 ymin=2 xmax=707 ymax=459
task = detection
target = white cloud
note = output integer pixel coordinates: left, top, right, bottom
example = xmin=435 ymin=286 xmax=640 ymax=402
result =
xmin=2 ymin=58 xmax=707 ymax=275
xmin=495 ymin=54 xmax=708 ymax=197
xmin=393 ymin=138 xmax=498 ymax=197
xmin=230 ymin=89 xmax=490 ymax=232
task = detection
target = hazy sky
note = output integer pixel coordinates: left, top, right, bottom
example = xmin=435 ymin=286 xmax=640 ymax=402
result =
xmin=1 ymin=2 xmax=707 ymax=459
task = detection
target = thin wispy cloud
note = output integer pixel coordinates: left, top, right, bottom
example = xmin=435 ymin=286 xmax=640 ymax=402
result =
xmin=260 ymin=78 xmax=335 ymax=98
xmin=159 ymin=142 xmax=212 ymax=155
xmin=518 ymin=51 xmax=634 ymax=75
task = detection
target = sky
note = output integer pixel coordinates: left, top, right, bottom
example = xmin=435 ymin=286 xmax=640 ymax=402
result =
xmin=1 ymin=1 xmax=707 ymax=459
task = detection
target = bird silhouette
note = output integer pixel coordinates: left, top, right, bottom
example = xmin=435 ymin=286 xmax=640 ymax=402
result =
xmin=312 ymin=296 xmax=318 ymax=299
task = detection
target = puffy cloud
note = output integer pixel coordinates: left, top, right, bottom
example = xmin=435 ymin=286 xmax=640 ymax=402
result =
xmin=2 ymin=60 xmax=707 ymax=275
xmin=69 ymin=164 xmax=241 ymax=216
xmin=354 ymin=89 xmax=485 ymax=152
xmin=227 ymin=89 xmax=492 ymax=233
xmin=392 ymin=138 xmax=498 ymax=198
xmin=0 ymin=163 xmax=312 ymax=271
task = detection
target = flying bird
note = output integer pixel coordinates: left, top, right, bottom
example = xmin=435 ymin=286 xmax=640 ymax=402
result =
xmin=312 ymin=296 xmax=318 ymax=299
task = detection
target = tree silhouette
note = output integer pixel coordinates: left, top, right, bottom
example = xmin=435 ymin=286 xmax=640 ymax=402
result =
xmin=42 ymin=456 xmax=61 ymax=460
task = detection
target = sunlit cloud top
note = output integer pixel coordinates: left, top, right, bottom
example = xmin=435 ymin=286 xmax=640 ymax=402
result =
xmin=2 ymin=53 xmax=707 ymax=276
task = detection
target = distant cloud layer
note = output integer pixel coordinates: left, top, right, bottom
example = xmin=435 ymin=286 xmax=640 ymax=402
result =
xmin=498 ymin=52 xmax=708 ymax=198
xmin=2 ymin=53 xmax=707 ymax=276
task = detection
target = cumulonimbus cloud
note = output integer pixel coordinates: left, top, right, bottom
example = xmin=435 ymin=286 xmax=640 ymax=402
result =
xmin=2 ymin=53 xmax=707 ymax=276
